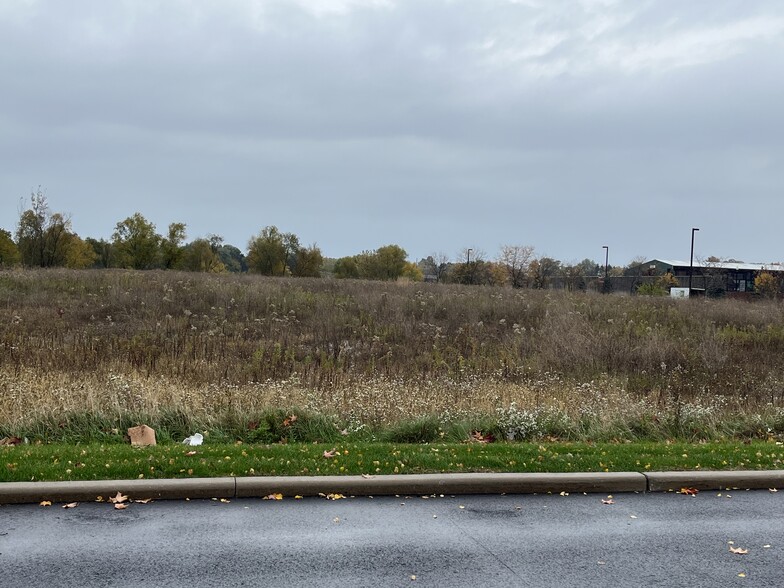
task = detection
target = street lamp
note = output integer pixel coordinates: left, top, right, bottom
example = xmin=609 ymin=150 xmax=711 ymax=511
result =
xmin=602 ymin=246 xmax=609 ymax=280
xmin=689 ymin=228 xmax=699 ymax=294
xmin=467 ymin=248 xmax=472 ymax=264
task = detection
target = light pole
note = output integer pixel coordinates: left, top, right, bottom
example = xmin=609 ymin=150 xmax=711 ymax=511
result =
xmin=689 ymin=228 xmax=699 ymax=294
xmin=467 ymin=249 xmax=472 ymax=265
xmin=602 ymin=246 xmax=609 ymax=280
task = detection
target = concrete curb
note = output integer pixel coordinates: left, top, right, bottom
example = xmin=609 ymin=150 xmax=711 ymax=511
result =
xmin=646 ymin=470 xmax=784 ymax=492
xmin=236 ymin=472 xmax=646 ymax=497
xmin=1 ymin=471 xmax=782 ymax=505
xmin=0 ymin=478 xmax=234 ymax=505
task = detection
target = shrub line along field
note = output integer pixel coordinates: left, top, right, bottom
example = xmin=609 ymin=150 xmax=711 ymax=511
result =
xmin=1 ymin=269 xmax=784 ymax=449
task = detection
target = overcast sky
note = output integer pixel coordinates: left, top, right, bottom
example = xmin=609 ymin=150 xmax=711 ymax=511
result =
xmin=1 ymin=0 xmax=782 ymax=266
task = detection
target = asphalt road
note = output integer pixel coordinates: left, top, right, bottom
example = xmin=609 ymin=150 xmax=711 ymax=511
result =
xmin=1 ymin=490 xmax=782 ymax=587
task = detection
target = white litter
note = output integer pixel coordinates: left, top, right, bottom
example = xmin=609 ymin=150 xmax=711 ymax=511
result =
xmin=183 ymin=433 xmax=204 ymax=446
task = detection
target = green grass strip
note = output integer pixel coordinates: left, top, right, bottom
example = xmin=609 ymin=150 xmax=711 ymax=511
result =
xmin=2 ymin=440 xmax=783 ymax=483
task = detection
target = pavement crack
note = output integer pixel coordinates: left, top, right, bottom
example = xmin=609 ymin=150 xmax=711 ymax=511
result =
xmin=445 ymin=509 xmax=524 ymax=583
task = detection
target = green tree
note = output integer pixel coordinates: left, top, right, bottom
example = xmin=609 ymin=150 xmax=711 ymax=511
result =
xmin=112 ymin=213 xmax=162 ymax=270
xmin=183 ymin=235 xmax=226 ymax=273
xmin=356 ymin=244 xmax=408 ymax=281
xmin=246 ymin=226 xmax=288 ymax=276
xmin=333 ymin=256 xmax=360 ymax=279
xmin=0 ymin=229 xmax=20 ymax=267
xmin=16 ymin=190 xmax=72 ymax=267
xmin=451 ymin=259 xmax=496 ymax=285
xmin=63 ymin=234 xmax=97 ymax=269
xmin=529 ymin=257 xmax=561 ymax=289
xmin=85 ymin=238 xmax=113 ymax=268
xmin=292 ymin=244 xmax=323 ymax=277
xmin=217 ymin=244 xmax=247 ymax=273
xmin=160 ymin=222 xmax=187 ymax=269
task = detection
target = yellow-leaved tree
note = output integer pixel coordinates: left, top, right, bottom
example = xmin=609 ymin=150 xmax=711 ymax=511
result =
xmin=755 ymin=272 xmax=779 ymax=299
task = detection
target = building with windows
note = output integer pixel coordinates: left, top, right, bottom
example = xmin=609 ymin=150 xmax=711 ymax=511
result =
xmin=633 ymin=259 xmax=784 ymax=295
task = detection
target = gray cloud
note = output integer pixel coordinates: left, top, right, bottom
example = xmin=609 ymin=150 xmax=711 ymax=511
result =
xmin=1 ymin=0 xmax=783 ymax=264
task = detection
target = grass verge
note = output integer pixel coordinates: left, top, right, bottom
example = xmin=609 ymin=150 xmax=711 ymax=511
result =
xmin=2 ymin=440 xmax=783 ymax=483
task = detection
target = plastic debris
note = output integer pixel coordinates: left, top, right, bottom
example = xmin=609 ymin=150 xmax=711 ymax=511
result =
xmin=183 ymin=433 xmax=204 ymax=446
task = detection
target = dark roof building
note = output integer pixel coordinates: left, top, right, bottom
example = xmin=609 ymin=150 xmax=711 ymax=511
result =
xmin=637 ymin=259 xmax=784 ymax=294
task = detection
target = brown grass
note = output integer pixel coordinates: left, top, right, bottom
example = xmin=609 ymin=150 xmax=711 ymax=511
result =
xmin=1 ymin=268 xmax=783 ymax=431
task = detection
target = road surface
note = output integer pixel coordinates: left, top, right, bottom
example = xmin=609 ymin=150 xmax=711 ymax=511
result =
xmin=1 ymin=490 xmax=782 ymax=587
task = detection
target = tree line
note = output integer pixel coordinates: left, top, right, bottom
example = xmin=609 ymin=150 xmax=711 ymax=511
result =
xmin=1 ymin=191 xmax=617 ymax=288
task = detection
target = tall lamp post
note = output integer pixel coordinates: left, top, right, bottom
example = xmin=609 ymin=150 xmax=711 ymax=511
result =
xmin=689 ymin=228 xmax=699 ymax=294
xmin=602 ymin=246 xmax=609 ymax=293
xmin=467 ymin=249 xmax=472 ymax=265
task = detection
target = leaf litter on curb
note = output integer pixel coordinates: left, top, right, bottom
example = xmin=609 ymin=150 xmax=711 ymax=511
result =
xmin=109 ymin=492 xmax=129 ymax=504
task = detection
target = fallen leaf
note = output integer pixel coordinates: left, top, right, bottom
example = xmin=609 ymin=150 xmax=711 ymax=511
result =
xmin=185 ymin=451 xmax=197 ymax=456
xmin=294 ymin=495 xmax=303 ymax=499
xmin=470 ymin=431 xmax=495 ymax=443
xmin=135 ymin=498 xmax=153 ymax=504
xmin=39 ymin=500 xmax=52 ymax=507
xmin=729 ymin=546 xmax=749 ymax=555
xmin=326 ymin=493 xmax=345 ymax=500
xmin=769 ymin=488 xmax=778 ymax=493
xmin=109 ymin=492 xmax=128 ymax=504
xmin=62 ymin=502 xmax=78 ymax=509
xmin=679 ymin=487 xmax=699 ymax=496
xmin=0 ymin=436 xmax=22 ymax=445
xmin=459 ymin=505 xmax=466 ymax=509
xmin=333 ymin=517 xmax=340 ymax=523
xmin=220 ymin=498 xmax=230 ymax=503
xmin=263 ymin=493 xmax=283 ymax=500
xmin=560 ymin=491 xmax=569 ymax=496
xmin=282 ymin=415 xmax=297 ymax=427
xmin=323 ymin=449 xmax=337 ymax=458
xmin=602 ymin=498 xmax=615 ymax=505
xmin=95 ymin=496 xmax=104 ymax=503
xmin=361 ymin=474 xmax=374 ymax=479
xmin=410 ymin=575 xmax=417 ymax=581
xmin=114 ymin=503 xmax=128 ymax=510
xmin=738 ymin=572 xmax=746 ymax=577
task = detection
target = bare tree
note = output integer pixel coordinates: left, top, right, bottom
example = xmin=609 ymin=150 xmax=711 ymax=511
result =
xmin=423 ymin=252 xmax=450 ymax=282
xmin=498 ymin=245 xmax=535 ymax=288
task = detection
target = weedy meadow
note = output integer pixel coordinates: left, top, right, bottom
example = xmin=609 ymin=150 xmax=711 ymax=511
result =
xmin=1 ymin=268 xmax=783 ymax=444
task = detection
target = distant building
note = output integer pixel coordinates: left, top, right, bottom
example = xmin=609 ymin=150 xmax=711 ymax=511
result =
xmin=634 ymin=259 xmax=784 ymax=295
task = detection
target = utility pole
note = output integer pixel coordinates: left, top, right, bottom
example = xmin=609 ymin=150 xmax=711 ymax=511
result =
xmin=689 ymin=228 xmax=699 ymax=294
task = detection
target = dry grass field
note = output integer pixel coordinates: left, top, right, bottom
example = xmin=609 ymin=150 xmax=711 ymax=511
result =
xmin=1 ymin=269 xmax=783 ymax=441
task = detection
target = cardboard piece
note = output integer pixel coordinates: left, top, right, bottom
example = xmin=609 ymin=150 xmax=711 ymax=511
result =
xmin=128 ymin=425 xmax=157 ymax=446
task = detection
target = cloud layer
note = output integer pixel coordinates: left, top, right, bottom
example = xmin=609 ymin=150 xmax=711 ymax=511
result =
xmin=1 ymin=0 xmax=782 ymax=264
